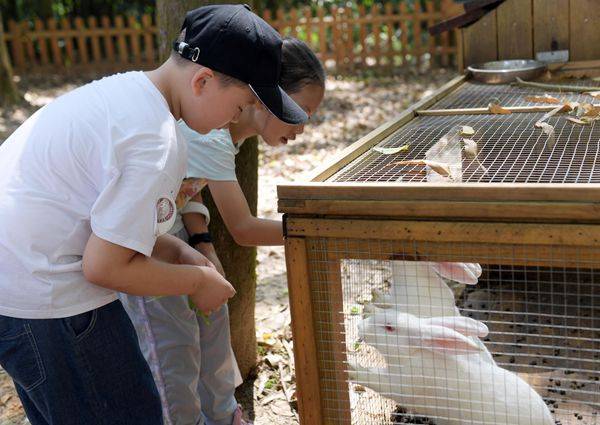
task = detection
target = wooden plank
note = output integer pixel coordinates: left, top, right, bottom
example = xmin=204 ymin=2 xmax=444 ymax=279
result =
xmin=307 ymin=74 xmax=467 ymax=182
xmin=413 ymin=1 xmax=422 ymax=67
xmin=400 ymin=3 xmax=409 ymax=66
xmin=114 ymin=16 xmax=128 ymax=63
xmin=358 ymin=5 xmax=367 ymax=65
xmin=61 ymin=18 xmax=75 ymax=66
xmin=570 ymin=0 xmax=600 ymax=61
xmin=385 ymin=3 xmax=395 ymax=67
xmin=371 ymin=4 xmax=381 ymax=67
xmin=284 ymin=238 xmax=323 ymax=425
xmin=289 ymin=8 xmax=298 ymax=38
xmin=278 ymin=182 xmax=600 ymax=204
xmin=102 ymin=16 xmax=115 ymax=63
xmin=46 ymin=18 xmax=62 ymax=67
xmin=285 ymin=218 xmax=600 ymax=247
xmin=532 ymin=0 xmax=569 ymax=54
xmin=303 ymin=7 xmax=313 ymax=49
xmin=461 ymin=9 xmax=497 ymax=66
xmin=87 ymin=17 xmax=101 ymax=64
xmin=22 ymin=21 xmax=35 ymax=68
xmin=128 ymin=16 xmax=141 ymax=65
xmin=426 ymin=1 xmax=436 ymax=66
xmin=7 ymin=21 xmax=25 ymax=70
xmin=345 ymin=7 xmax=355 ymax=71
xmin=496 ymin=0 xmax=533 ymax=59
xmin=321 ymin=239 xmax=599 ymax=269
xmin=278 ymin=199 xmax=600 ymax=224
xmin=74 ymin=17 xmax=88 ymax=65
xmin=416 ymin=105 xmax=581 ymax=115
xmin=34 ymin=19 xmax=49 ymax=66
xmin=276 ymin=8 xmax=285 ymax=36
xmin=141 ymin=14 xmax=154 ymax=63
xmin=318 ymin=6 xmax=327 ymax=59
xmin=305 ymin=239 xmax=352 ymax=424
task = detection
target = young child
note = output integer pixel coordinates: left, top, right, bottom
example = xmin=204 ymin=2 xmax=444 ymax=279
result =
xmin=120 ymin=37 xmax=325 ymax=425
xmin=0 ymin=5 xmax=307 ymax=425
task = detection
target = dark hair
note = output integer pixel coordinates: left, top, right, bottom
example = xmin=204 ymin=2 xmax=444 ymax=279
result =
xmin=279 ymin=37 xmax=326 ymax=94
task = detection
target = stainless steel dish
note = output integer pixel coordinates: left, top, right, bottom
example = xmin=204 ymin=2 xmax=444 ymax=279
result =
xmin=467 ymin=60 xmax=547 ymax=84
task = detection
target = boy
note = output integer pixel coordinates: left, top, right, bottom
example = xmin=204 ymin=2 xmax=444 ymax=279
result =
xmin=0 ymin=5 xmax=307 ymax=425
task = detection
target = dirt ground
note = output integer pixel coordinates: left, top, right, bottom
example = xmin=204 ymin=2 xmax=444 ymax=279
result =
xmin=0 ymin=69 xmax=455 ymax=425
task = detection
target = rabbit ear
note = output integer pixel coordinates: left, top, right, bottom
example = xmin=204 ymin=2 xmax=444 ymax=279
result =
xmin=431 ymin=262 xmax=482 ymax=285
xmin=420 ymin=325 xmax=482 ymax=354
xmin=424 ymin=316 xmax=489 ymax=338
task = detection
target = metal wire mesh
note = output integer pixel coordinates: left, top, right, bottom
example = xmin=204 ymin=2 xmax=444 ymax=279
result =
xmin=329 ymin=79 xmax=600 ymax=184
xmin=306 ymin=238 xmax=600 ymax=425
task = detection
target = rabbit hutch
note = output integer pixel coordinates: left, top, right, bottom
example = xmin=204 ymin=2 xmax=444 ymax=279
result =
xmin=280 ymin=1 xmax=600 ymax=424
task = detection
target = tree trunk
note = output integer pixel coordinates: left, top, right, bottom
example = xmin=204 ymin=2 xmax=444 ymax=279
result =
xmin=156 ymin=0 xmax=259 ymax=379
xmin=0 ymin=9 xmax=20 ymax=106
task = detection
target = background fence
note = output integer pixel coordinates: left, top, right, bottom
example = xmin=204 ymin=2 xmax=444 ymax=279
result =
xmin=3 ymin=0 xmax=458 ymax=76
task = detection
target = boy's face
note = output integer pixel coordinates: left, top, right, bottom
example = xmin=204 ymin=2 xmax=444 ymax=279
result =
xmin=181 ymin=68 xmax=256 ymax=134
xmin=254 ymin=83 xmax=324 ymax=147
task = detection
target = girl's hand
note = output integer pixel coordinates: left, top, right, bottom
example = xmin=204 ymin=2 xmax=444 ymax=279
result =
xmin=190 ymin=267 xmax=236 ymax=315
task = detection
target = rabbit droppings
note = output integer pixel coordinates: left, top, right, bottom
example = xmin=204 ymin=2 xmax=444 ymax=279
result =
xmin=349 ymin=309 xmax=554 ymax=425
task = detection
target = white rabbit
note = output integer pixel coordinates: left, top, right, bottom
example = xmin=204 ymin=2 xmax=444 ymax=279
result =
xmin=349 ymin=309 xmax=554 ymax=425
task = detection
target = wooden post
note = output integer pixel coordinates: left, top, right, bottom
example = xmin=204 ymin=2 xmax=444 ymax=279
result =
xmin=114 ymin=16 xmax=128 ymax=64
xmin=318 ymin=6 xmax=327 ymax=63
xmin=331 ymin=6 xmax=340 ymax=72
xmin=276 ymin=8 xmax=285 ymax=36
xmin=34 ymin=19 xmax=49 ymax=67
xmin=61 ymin=18 xmax=75 ymax=66
xmin=88 ymin=17 xmax=102 ymax=66
xmin=7 ymin=20 xmax=25 ymax=71
xmin=75 ymin=17 xmax=89 ymax=67
xmin=399 ymin=3 xmax=409 ymax=66
xmin=371 ymin=4 xmax=381 ymax=68
xmin=426 ymin=1 xmax=436 ymax=67
xmin=285 ymin=237 xmax=324 ymax=425
xmin=440 ymin=0 xmax=452 ymax=67
xmin=128 ymin=16 xmax=142 ymax=66
xmin=316 ymin=240 xmax=351 ymax=424
xmin=22 ymin=21 xmax=35 ymax=69
xmin=385 ymin=3 xmax=395 ymax=69
xmin=102 ymin=16 xmax=115 ymax=63
xmin=141 ymin=14 xmax=155 ymax=64
xmin=345 ymin=7 xmax=355 ymax=71
xmin=47 ymin=18 xmax=62 ymax=67
xmin=303 ymin=7 xmax=313 ymax=48
xmin=413 ymin=1 xmax=422 ymax=68
xmin=289 ymin=8 xmax=298 ymax=39
xmin=358 ymin=5 xmax=367 ymax=67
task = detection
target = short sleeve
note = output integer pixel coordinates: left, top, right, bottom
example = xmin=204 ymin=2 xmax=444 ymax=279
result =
xmin=90 ymin=166 xmax=178 ymax=257
xmin=181 ymin=125 xmax=238 ymax=182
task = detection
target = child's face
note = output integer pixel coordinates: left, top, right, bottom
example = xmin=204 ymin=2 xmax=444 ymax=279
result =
xmin=182 ymin=69 xmax=256 ymax=134
xmin=254 ymin=83 xmax=324 ymax=147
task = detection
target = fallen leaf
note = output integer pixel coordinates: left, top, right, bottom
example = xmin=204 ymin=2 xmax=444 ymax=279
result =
xmin=583 ymin=104 xmax=600 ymax=118
xmin=524 ymin=94 xmax=560 ymax=104
xmin=354 ymin=385 xmax=366 ymax=392
xmin=394 ymin=159 xmax=451 ymax=177
xmin=462 ymin=138 xmax=478 ymax=159
xmin=265 ymin=354 xmax=284 ymax=367
xmin=566 ymin=117 xmax=591 ymax=125
xmin=535 ymin=122 xmax=556 ymax=150
xmin=373 ymin=145 xmax=410 ymax=155
xmin=488 ymin=103 xmax=511 ymax=115
xmin=460 ymin=126 xmax=475 ymax=136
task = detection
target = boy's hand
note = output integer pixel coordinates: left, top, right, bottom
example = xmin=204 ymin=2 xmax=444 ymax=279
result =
xmin=190 ymin=267 xmax=236 ymax=315
xmin=194 ymin=242 xmax=225 ymax=277
xmin=177 ymin=243 xmax=216 ymax=270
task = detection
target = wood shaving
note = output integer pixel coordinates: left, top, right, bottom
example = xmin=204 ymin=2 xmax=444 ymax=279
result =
xmin=566 ymin=117 xmax=591 ymax=125
xmin=524 ymin=94 xmax=561 ymax=104
xmin=488 ymin=103 xmax=511 ymax=115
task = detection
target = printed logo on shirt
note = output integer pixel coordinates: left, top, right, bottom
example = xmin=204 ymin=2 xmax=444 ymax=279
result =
xmin=155 ymin=197 xmax=176 ymax=236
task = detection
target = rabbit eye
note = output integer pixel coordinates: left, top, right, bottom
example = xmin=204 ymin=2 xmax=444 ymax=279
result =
xmin=385 ymin=325 xmax=395 ymax=332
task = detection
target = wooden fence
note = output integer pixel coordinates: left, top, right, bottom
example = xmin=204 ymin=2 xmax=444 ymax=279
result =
xmin=3 ymin=1 xmax=458 ymax=76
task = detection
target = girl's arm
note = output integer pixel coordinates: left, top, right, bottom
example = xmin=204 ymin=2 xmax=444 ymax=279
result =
xmin=207 ymin=180 xmax=283 ymax=246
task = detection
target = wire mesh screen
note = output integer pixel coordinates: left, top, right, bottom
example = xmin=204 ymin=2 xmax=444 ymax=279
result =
xmin=305 ymin=238 xmax=600 ymax=425
xmin=329 ymin=79 xmax=600 ymax=184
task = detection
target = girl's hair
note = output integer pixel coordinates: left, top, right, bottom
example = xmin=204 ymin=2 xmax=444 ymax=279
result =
xmin=279 ymin=37 xmax=326 ymax=94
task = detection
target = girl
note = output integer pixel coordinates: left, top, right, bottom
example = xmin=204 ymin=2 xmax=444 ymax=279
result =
xmin=120 ymin=37 xmax=326 ymax=425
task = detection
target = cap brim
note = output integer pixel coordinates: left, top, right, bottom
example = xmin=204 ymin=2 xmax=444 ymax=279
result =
xmin=249 ymin=84 xmax=308 ymax=125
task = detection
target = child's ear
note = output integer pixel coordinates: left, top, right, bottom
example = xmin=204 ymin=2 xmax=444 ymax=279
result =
xmin=191 ymin=67 xmax=215 ymax=96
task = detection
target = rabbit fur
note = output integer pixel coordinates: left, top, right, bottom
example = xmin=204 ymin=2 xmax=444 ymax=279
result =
xmin=348 ymin=309 xmax=554 ymax=425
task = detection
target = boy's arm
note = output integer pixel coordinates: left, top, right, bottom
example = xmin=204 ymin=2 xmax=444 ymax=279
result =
xmin=82 ymin=233 xmax=235 ymax=313
xmin=207 ymin=180 xmax=283 ymax=246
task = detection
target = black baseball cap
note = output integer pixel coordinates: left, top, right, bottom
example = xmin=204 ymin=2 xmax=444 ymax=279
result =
xmin=174 ymin=4 xmax=308 ymax=125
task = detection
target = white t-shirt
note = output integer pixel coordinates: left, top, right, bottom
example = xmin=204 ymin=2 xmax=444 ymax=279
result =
xmin=170 ymin=124 xmax=241 ymax=235
xmin=0 ymin=71 xmax=186 ymax=319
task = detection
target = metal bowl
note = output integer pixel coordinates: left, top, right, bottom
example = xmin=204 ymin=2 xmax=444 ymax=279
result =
xmin=467 ymin=60 xmax=547 ymax=84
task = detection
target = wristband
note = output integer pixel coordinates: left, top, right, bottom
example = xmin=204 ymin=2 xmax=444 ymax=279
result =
xmin=189 ymin=232 xmax=213 ymax=246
